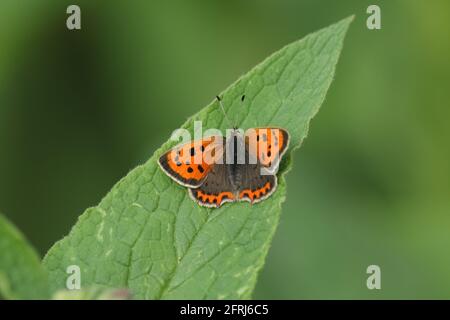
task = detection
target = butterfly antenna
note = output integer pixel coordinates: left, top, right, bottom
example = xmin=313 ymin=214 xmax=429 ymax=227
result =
xmin=236 ymin=94 xmax=246 ymax=129
xmin=216 ymin=95 xmax=233 ymax=128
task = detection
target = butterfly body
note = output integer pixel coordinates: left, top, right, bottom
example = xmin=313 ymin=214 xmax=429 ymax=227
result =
xmin=159 ymin=127 xmax=289 ymax=208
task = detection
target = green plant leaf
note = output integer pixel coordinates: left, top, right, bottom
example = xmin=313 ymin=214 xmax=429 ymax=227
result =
xmin=0 ymin=213 xmax=49 ymax=299
xmin=43 ymin=16 xmax=352 ymax=299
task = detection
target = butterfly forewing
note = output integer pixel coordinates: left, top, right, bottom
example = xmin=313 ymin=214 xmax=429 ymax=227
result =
xmin=158 ymin=135 xmax=225 ymax=188
xmin=245 ymin=128 xmax=289 ymax=172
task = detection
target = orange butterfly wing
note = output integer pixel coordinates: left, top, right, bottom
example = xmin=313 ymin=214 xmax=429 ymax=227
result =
xmin=158 ymin=135 xmax=224 ymax=188
xmin=245 ymin=127 xmax=289 ymax=169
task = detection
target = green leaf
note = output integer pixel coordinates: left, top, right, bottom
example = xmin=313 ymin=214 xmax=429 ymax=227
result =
xmin=0 ymin=213 xmax=49 ymax=299
xmin=43 ymin=16 xmax=352 ymax=299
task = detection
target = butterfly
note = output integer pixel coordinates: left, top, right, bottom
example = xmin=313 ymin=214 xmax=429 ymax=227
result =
xmin=158 ymin=96 xmax=290 ymax=208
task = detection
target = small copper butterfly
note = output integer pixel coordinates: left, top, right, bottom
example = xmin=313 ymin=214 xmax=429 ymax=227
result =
xmin=158 ymin=95 xmax=290 ymax=208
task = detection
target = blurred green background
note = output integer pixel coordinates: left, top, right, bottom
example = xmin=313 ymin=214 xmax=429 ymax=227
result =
xmin=1 ymin=0 xmax=450 ymax=299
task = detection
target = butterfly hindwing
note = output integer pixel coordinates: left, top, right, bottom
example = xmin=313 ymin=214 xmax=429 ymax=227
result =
xmin=189 ymin=164 xmax=236 ymax=207
xmin=236 ymin=157 xmax=278 ymax=204
xmin=158 ymin=135 xmax=225 ymax=188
